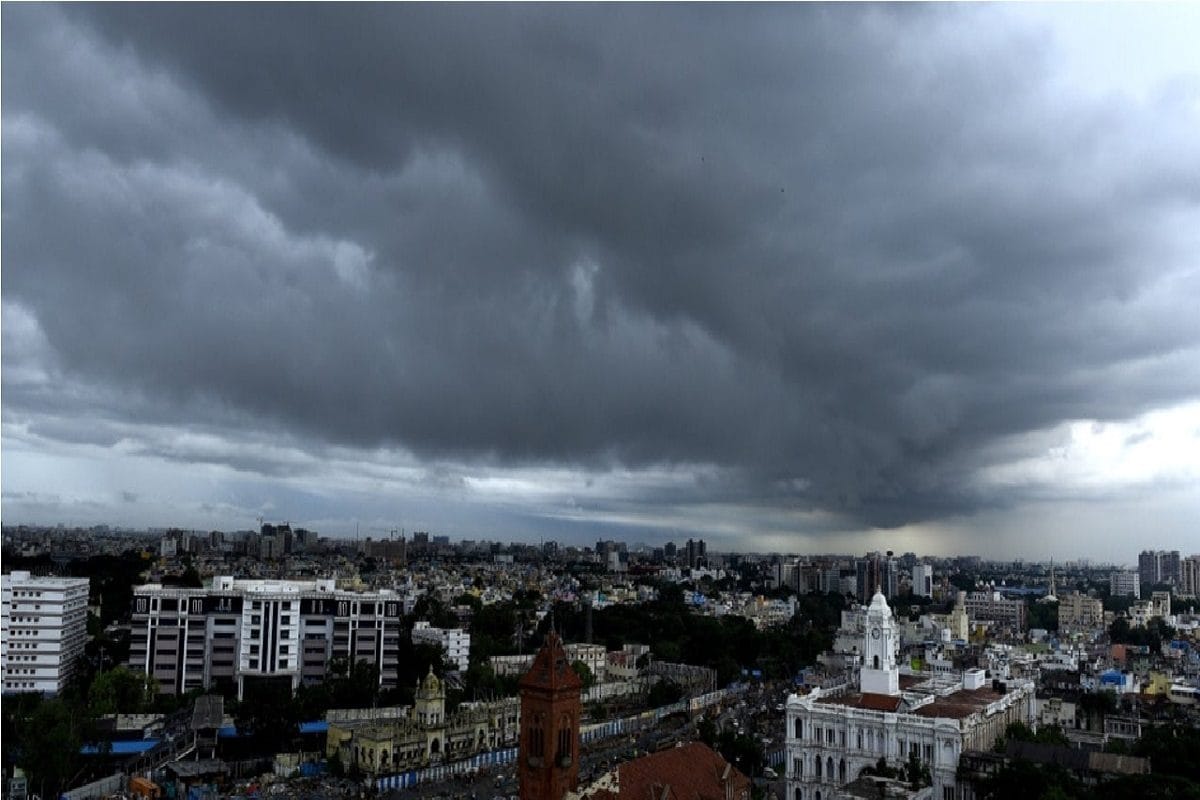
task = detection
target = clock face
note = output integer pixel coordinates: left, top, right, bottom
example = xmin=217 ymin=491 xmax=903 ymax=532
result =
xmin=871 ymin=627 xmax=881 ymax=639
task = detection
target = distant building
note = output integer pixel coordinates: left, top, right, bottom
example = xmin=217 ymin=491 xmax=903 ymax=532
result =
xmin=911 ymin=565 xmax=934 ymax=599
xmin=962 ymin=590 xmax=1027 ymax=631
xmin=411 ymin=621 xmax=471 ymax=672
xmin=685 ymin=539 xmax=707 ymax=570
xmin=1109 ymin=570 xmax=1140 ymax=599
xmin=1 ymin=571 xmax=90 ymax=694
xmin=1138 ymin=550 xmax=1180 ymax=588
xmin=1180 ymin=555 xmax=1200 ymax=598
xmin=1057 ymin=592 xmax=1104 ymax=634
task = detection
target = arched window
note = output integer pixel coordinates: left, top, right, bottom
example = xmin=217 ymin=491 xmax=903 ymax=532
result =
xmin=815 ymin=758 xmax=822 ymax=778
xmin=826 ymin=757 xmax=833 ymax=779
xmin=839 ymin=759 xmax=846 ymax=782
xmin=794 ymin=789 xmax=802 ymax=800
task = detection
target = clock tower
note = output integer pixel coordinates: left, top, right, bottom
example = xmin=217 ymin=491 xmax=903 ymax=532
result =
xmin=860 ymin=589 xmax=900 ymax=695
xmin=518 ymin=631 xmax=581 ymax=800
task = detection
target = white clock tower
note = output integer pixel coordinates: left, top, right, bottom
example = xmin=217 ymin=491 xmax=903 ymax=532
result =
xmin=860 ymin=589 xmax=900 ymax=695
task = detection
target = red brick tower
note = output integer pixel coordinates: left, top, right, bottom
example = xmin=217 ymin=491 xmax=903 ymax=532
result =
xmin=518 ymin=631 xmax=582 ymax=800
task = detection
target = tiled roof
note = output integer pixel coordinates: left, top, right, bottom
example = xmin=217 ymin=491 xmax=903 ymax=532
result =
xmin=582 ymin=742 xmax=751 ymax=800
xmin=519 ymin=631 xmax=583 ymax=692
xmin=817 ymin=692 xmax=904 ymax=712
xmin=911 ymin=687 xmax=1002 ymax=719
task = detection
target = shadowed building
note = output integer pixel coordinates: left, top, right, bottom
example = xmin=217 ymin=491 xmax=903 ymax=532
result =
xmin=519 ymin=631 xmax=582 ymax=800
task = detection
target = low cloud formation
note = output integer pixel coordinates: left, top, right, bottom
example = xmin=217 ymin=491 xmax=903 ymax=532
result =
xmin=3 ymin=5 xmax=1198 ymax=549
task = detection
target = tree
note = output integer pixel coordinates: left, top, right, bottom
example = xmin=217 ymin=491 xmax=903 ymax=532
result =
xmin=88 ymin=666 xmax=156 ymax=716
xmin=22 ymin=699 xmax=85 ymax=800
xmin=904 ymin=751 xmax=931 ymax=789
xmin=571 ymin=660 xmax=596 ymax=691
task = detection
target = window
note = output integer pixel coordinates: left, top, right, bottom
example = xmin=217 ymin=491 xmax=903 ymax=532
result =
xmin=794 ymin=719 xmax=803 ymax=739
xmin=281 ymin=615 xmax=291 ymax=625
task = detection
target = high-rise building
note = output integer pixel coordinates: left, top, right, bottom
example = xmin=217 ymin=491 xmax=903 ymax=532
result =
xmin=1 ymin=571 xmax=90 ymax=694
xmin=855 ymin=555 xmax=898 ymax=603
xmin=911 ymin=564 xmax=934 ymax=598
xmin=519 ymin=632 xmax=581 ymax=800
xmin=128 ymin=576 xmax=403 ymax=699
xmin=1110 ymin=570 xmax=1141 ymax=599
xmin=685 ymin=539 xmax=707 ymax=570
xmin=1181 ymin=555 xmax=1200 ymax=599
xmin=1138 ymin=550 xmax=1181 ymax=587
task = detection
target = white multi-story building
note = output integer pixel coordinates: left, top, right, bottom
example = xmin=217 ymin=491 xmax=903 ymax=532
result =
xmin=1110 ymin=570 xmax=1140 ymax=599
xmin=912 ymin=565 xmax=934 ymax=599
xmin=411 ymin=620 xmax=471 ymax=672
xmin=129 ymin=576 xmax=404 ymax=699
xmin=1 ymin=571 xmax=90 ymax=694
xmin=785 ymin=591 xmax=1034 ymax=800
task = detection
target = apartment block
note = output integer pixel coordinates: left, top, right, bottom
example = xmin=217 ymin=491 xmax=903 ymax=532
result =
xmin=911 ymin=564 xmax=934 ymax=598
xmin=1110 ymin=570 xmax=1141 ymax=599
xmin=1180 ymin=555 xmax=1200 ymax=599
xmin=410 ymin=620 xmax=471 ymax=672
xmin=1057 ymin=591 xmax=1104 ymax=634
xmin=963 ymin=590 xmax=1027 ymax=631
xmin=1138 ymin=550 xmax=1181 ymax=588
xmin=1 ymin=571 xmax=90 ymax=694
xmin=128 ymin=576 xmax=403 ymax=699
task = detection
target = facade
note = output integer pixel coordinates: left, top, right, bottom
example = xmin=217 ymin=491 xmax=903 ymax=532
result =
xmin=1180 ymin=555 xmax=1200 ymax=598
xmin=519 ymin=632 xmax=582 ymax=800
xmin=1109 ymin=570 xmax=1140 ymax=599
xmin=128 ymin=576 xmax=404 ymax=698
xmin=1056 ymin=592 xmax=1104 ymax=635
xmin=855 ymin=557 xmax=898 ymax=603
xmin=785 ymin=591 xmax=1035 ymax=800
xmin=326 ymin=670 xmax=520 ymax=775
xmin=1 ymin=571 xmax=90 ymax=694
xmin=961 ymin=591 xmax=1026 ymax=632
xmin=912 ymin=566 xmax=934 ymax=599
xmin=1138 ymin=550 xmax=1181 ymax=588
xmin=411 ymin=621 xmax=471 ymax=672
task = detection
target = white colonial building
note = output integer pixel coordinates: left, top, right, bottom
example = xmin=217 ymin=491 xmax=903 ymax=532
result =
xmin=785 ymin=591 xmax=1034 ymax=800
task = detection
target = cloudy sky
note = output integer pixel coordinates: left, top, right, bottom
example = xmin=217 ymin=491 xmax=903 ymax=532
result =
xmin=3 ymin=4 xmax=1199 ymax=561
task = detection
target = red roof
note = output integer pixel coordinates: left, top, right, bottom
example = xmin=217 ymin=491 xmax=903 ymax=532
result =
xmin=582 ymin=742 xmax=751 ymax=800
xmin=519 ymin=631 xmax=583 ymax=693
xmin=817 ymin=692 xmax=904 ymax=712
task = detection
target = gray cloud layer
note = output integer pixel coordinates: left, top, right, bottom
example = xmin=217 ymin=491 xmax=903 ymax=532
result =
xmin=3 ymin=5 xmax=1199 ymax=537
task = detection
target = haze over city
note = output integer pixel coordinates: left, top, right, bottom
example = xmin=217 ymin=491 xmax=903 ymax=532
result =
xmin=3 ymin=4 xmax=1199 ymax=561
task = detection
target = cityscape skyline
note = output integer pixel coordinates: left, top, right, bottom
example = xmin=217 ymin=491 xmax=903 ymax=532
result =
xmin=3 ymin=5 xmax=1199 ymax=563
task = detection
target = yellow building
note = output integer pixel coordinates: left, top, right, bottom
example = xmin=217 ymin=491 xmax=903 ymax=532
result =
xmin=326 ymin=669 xmax=519 ymax=776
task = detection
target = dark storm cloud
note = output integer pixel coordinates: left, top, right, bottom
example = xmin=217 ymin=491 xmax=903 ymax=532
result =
xmin=3 ymin=4 xmax=1199 ymax=530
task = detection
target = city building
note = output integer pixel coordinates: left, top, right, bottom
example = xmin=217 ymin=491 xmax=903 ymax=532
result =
xmin=785 ymin=591 xmax=1035 ymax=800
xmin=855 ymin=556 xmax=898 ymax=603
xmin=1109 ymin=570 xmax=1140 ymax=599
xmin=328 ymin=669 xmax=520 ymax=777
xmin=1138 ymin=550 xmax=1181 ymax=588
xmin=911 ymin=565 xmax=934 ymax=599
xmin=128 ymin=576 xmax=404 ymax=698
xmin=962 ymin=590 xmax=1026 ymax=632
xmin=1056 ymin=592 xmax=1104 ymax=635
xmin=411 ymin=621 xmax=471 ymax=672
xmin=519 ymin=631 xmax=582 ymax=800
xmin=1 ymin=571 xmax=90 ymax=694
xmin=1180 ymin=555 xmax=1200 ymax=599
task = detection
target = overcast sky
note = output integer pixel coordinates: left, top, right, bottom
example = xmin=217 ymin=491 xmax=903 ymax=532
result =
xmin=3 ymin=4 xmax=1199 ymax=562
